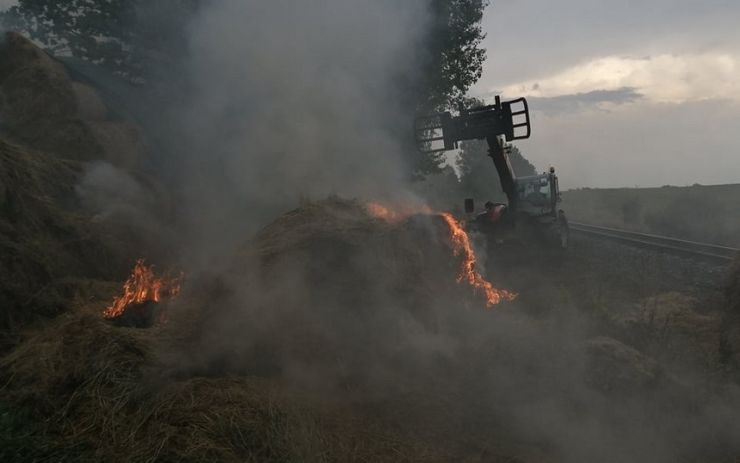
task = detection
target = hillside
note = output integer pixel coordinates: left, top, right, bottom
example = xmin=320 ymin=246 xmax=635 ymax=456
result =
xmin=563 ymin=184 xmax=740 ymax=247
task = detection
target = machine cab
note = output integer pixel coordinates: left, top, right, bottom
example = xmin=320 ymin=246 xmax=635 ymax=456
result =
xmin=516 ymin=168 xmax=560 ymax=217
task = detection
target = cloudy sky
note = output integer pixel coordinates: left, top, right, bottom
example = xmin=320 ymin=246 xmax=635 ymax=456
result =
xmin=471 ymin=0 xmax=740 ymax=189
xmin=2 ymin=0 xmax=735 ymax=189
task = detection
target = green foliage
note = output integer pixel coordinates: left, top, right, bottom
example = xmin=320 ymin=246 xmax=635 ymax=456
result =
xmin=411 ymin=0 xmax=489 ymax=174
xmin=397 ymin=0 xmax=497 ymax=178
xmin=1 ymin=1 xmax=138 ymax=74
xmin=411 ymin=164 xmax=463 ymax=211
xmin=2 ymin=0 xmax=488 ymax=104
xmin=419 ymin=0 xmax=489 ymax=112
xmin=0 ymin=0 xmax=199 ymax=79
xmin=1 ymin=0 xmax=489 ymax=174
xmin=456 ymin=139 xmax=537 ymax=201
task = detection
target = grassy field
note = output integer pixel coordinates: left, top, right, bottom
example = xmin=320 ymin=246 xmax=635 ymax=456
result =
xmin=562 ymin=183 xmax=740 ymax=247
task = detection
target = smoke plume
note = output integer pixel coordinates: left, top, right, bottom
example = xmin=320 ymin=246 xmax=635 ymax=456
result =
xmin=166 ymin=0 xmax=430 ymax=263
xmin=66 ymin=2 xmax=740 ymax=462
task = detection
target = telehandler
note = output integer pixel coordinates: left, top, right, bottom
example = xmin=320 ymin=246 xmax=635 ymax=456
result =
xmin=415 ymin=97 xmax=569 ymax=255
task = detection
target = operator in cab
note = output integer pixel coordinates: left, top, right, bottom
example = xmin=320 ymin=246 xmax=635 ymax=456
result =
xmin=476 ymin=201 xmax=507 ymax=225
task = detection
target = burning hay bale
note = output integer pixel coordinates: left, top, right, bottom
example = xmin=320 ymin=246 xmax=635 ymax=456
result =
xmin=103 ymin=259 xmax=182 ymax=328
xmin=252 ymin=197 xmax=517 ymax=316
xmin=439 ymin=212 xmax=516 ymax=307
xmin=0 ymin=145 xmax=168 ymax=344
xmin=0 ymin=140 xmax=131 ymax=342
xmin=251 ymin=197 xmax=513 ymax=308
xmin=164 ymin=198 xmax=516 ymax=392
xmin=0 ymin=33 xmax=172 ymax=344
xmin=248 ymin=197 xmax=501 ymax=310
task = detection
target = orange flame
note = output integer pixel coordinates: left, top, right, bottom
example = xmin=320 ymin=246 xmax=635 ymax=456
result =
xmin=367 ymin=201 xmax=432 ymax=222
xmin=367 ymin=202 xmax=397 ymax=221
xmin=103 ymin=259 xmax=182 ymax=320
xmin=367 ymin=201 xmax=516 ymax=308
xmin=440 ymin=213 xmax=517 ymax=307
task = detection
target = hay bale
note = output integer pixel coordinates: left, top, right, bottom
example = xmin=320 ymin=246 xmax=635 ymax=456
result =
xmin=161 ymin=198 xmax=513 ymax=419
xmin=585 ymin=336 xmax=666 ymax=394
xmin=0 ymin=32 xmax=103 ymax=160
xmin=71 ymin=82 xmax=108 ymax=121
xmin=0 ymin=32 xmax=72 ymax=116
xmin=86 ymin=120 xmax=145 ymax=169
xmin=250 ymin=198 xmax=455 ymax=287
xmin=0 ymin=139 xmax=133 ymax=342
xmin=0 ymin=32 xmax=147 ymax=168
xmin=618 ymin=292 xmax=722 ymax=367
xmin=241 ymin=198 xmax=460 ymax=319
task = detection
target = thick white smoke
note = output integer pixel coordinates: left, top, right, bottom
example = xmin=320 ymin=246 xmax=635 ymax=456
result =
xmin=172 ymin=0 xmax=430 ymax=261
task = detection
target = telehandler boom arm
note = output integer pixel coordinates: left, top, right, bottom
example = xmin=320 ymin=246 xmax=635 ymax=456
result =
xmin=414 ymin=96 xmax=531 ymax=210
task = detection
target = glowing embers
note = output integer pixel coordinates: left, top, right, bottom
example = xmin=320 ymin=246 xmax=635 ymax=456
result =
xmin=104 ymin=259 xmax=182 ymax=327
xmin=440 ymin=213 xmax=517 ymax=307
xmin=366 ymin=201 xmax=431 ymax=222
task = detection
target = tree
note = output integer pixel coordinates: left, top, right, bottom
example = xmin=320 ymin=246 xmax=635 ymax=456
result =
xmin=1 ymin=1 xmax=137 ymax=74
xmin=409 ymin=0 xmax=490 ymax=175
xmin=456 ymin=139 xmax=537 ymax=202
xmin=418 ymin=0 xmax=489 ymax=112
xmin=2 ymin=0 xmax=490 ymax=174
xmin=411 ymin=164 xmax=463 ymax=211
xmin=351 ymin=0 xmax=490 ymax=177
xmin=0 ymin=0 xmax=199 ymax=79
xmin=2 ymin=0 xmax=488 ymax=100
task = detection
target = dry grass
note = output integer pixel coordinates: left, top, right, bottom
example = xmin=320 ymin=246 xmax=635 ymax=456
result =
xmin=0 ymin=199 xmax=470 ymax=462
xmin=726 ymin=256 xmax=740 ymax=314
xmin=720 ymin=257 xmax=740 ymax=379
xmin=0 ymin=139 xmax=134 ymax=343
xmin=563 ymin=185 xmax=740 ymax=247
xmin=0 ymin=303 xmax=454 ymax=462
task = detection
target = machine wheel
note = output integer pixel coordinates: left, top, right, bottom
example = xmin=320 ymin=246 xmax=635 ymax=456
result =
xmin=538 ymin=212 xmax=569 ymax=264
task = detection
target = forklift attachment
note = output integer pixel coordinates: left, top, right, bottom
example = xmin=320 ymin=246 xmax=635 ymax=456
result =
xmin=414 ymin=96 xmax=531 ymax=154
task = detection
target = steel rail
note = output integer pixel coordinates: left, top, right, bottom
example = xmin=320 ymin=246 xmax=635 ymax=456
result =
xmin=569 ymin=222 xmax=739 ymax=264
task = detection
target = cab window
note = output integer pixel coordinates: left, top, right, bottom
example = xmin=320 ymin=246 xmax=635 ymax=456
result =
xmin=519 ymin=177 xmax=551 ymax=206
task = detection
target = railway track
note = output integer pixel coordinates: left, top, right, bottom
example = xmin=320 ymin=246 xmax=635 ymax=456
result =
xmin=569 ymin=222 xmax=739 ymax=264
